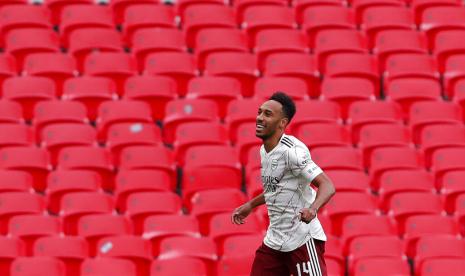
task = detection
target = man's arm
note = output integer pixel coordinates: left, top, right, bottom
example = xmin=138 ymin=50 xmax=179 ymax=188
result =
xmin=231 ymin=192 xmax=265 ymax=225
xmin=299 ymin=172 xmax=336 ymax=223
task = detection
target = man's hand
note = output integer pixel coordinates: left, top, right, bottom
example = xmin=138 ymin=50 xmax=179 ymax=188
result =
xmin=299 ymin=206 xmax=318 ymax=224
xmin=231 ymin=202 xmax=253 ymax=225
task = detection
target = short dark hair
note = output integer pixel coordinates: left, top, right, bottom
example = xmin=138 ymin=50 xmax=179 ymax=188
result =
xmin=269 ymin=92 xmax=296 ymax=123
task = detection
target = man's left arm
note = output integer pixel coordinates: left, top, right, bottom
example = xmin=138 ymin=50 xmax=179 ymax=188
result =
xmin=299 ymin=172 xmax=336 ymax=224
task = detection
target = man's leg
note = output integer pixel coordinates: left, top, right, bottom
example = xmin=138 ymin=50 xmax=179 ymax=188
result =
xmin=250 ymin=243 xmax=289 ymax=276
xmin=287 ymin=238 xmax=327 ymax=276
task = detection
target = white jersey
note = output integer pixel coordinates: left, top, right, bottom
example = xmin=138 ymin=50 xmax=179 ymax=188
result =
xmin=260 ymin=134 xmax=327 ymax=252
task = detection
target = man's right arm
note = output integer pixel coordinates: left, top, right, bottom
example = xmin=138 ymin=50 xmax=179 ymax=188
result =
xmin=231 ymin=192 xmax=265 ymax=225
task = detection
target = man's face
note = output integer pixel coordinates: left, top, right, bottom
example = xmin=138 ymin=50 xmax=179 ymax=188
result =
xmin=256 ymin=100 xmax=287 ymax=139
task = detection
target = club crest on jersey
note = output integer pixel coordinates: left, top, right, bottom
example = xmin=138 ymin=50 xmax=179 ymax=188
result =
xmin=271 ymin=159 xmax=278 ymax=170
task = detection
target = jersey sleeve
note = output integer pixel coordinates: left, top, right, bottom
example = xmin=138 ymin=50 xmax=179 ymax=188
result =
xmin=289 ymin=144 xmax=323 ymax=182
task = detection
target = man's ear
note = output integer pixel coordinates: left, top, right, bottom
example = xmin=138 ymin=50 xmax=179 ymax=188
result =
xmin=280 ymin=117 xmax=289 ymax=129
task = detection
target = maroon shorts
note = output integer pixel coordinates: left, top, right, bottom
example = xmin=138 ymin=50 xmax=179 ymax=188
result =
xmin=250 ymin=238 xmax=327 ymax=276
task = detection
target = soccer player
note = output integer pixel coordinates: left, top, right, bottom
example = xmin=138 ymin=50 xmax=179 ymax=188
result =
xmin=231 ymin=92 xmax=336 ymax=276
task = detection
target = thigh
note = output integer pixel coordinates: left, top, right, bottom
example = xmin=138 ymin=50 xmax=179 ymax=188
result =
xmin=287 ymin=238 xmax=327 ymax=276
xmin=251 ymin=243 xmax=289 ymax=276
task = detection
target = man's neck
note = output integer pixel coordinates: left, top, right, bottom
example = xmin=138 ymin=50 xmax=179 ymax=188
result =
xmin=263 ymin=132 xmax=284 ymax=153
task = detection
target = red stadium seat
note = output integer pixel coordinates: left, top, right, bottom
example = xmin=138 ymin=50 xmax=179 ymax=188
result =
xmin=441 ymin=171 xmax=465 ymax=213
xmin=122 ymin=5 xmax=176 ymax=44
xmin=59 ymin=192 xmax=114 ymax=235
xmin=143 ymin=214 xmax=200 ymax=256
xmin=56 ymin=146 xmax=114 ymax=191
xmin=452 ymin=79 xmax=465 ymax=119
xmin=314 ymin=29 xmax=368 ymax=71
xmin=384 ymin=54 xmax=439 ymax=86
xmin=384 ymin=78 xmax=442 ymax=117
xmin=151 ymin=257 xmax=208 ymax=276
xmin=110 ymin=0 xmax=159 ymax=25
xmin=431 ymin=148 xmax=465 ymax=188
xmin=296 ymin=123 xmax=351 ymax=150
xmin=414 ymin=236 xmax=465 ymax=272
xmin=294 ymin=0 xmax=345 ymax=25
xmin=186 ymin=76 xmax=241 ymax=119
xmin=254 ymin=29 xmax=308 ymax=70
xmin=420 ymin=125 xmax=465 ymax=168
xmin=132 ymin=28 xmax=187 ymax=69
xmin=143 ymin=52 xmax=196 ymax=97
xmin=32 ymin=101 xmax=88 ymax=138
xmin=3 ymin=76 xmax=56 ymax=120
xmin=81 ymin=258 xmax=137 ymax=276
xmin=177 ymin=0 xmax=225 ymax=17
xmin=0 ymin=100 xmax=22 ymax=124
xmin=361 ymin=7 xmax=414 ymax=48
xmin=195 ymin=28 xmax=248 ymax=70
xmin=378 ymin=170 xmax=435 ymax=211
xmin=320 ymin=77 xmax=375 ymax=119
xmin=341 ymin=215 xmax=397 ymax=251
xmin=5 ymin=29 xmax=59 ymax=71
xmin=188 ymin=189 xmax=246 ymax=234
xmin=254 ymin=76 xmax=309 ymax=100
xmin=33 ymin=236 xmax=88 ymax=276
xmin=324 ymin=53 xmax=379 ymax=95
xmin=11 ymin=257 xmax=66 ymax=276
xmin=0 ymin=5 xmax=51 ymax=46
xmin=118 ymin=146 xmax=176 ymax=185
xmin=179 ymin=103 xmax=215 ymax=140
xmin=83 ymin=52 xmax=136 ymax=95
xmin=433 ymin=30 xmax=465 ymax=71
xmin=373 ymin=30 xmax=428 ymax=71
xmin=208 ymin=212 xmax=262 ymax=248
xmin=221 ymin=233 xmax=263 ymax=259
xmin=23 ymin=53 xmax=76 ymax=97
xmin=312 ymin=147 xmax=364 ymax=171
xmin=420 ymin=258 xmax=465 ymax=276
xmin=233 ymin=123 xmax=262 ymax=165
xmin=352 ymin=0 xmax=405 ymax=24
xmin=325 ymin=235 xmax=345 ymax=267
xmin=44 ymin=0 xmax=93 ymax=25
xmin=203 ymin=52 xmax=258 ymax=98
xmin=348 ymin=236 xmax=404 ymax=274
xmin=68 ymin=29 xmax=123 ymax=72
xmin=123 ymin=76 xmax=177 ymax=121
xmin=263 ymin=53 xmax=320 ymax=97
xmin=62 ymin=77 xmax=117 ymax=121
xmin=325 ymin=170 xmax=370 ymax=193
xmin=388 ymin=192 xmax=443 ymax=234
xmin=369 ymin=147 xmax=424 ymax=191
xmin=0 ymin=55 xmax=16 ymax=95
xmin=411 ymin=0 xmax=462 ymax=24
xmin=182 ymin=5 xmax=236 ymax=49
xmin=105 ymin=122 xmax=162 ymax=162
xmin=233 ymin=0 xmax=287 ymax=22
xmin=301 ymin=6 xmax=355 ymax=48
xmin=96 ymin=235 xmax=152 ymax=276
xmin=322 ymin=192 xmax=378 ymax=236
xmin=0 ymin=170 xmax=32 ymax=193
xmin=225 ymin=99 xmax=261 ymax=143
xmin=420 ymin=6 xmax=465 ymax=49
xmin=8 ymin=215 xmax=60 ymax=256
xmin=289 ymin=100 xmax=342 ymax=135
xmin=0 ymin=237 xmax=25 ymax=276
xmin=45 ymin=170 xmax=101 ymax=214
xmin=0 ymin=124 xmax=33 ymax=149
xmin=242 ymin=6 xmax=295 ymax=46
xmin=184 ymin=144 xmax=241 ymax=174
xmin=217 ymin=254 xmax=254 ymax=276
xmin=173 ymin=122 xmax=228 ymax=164
xmin=352 ymin=257 xmax=410 ymax=276
xmin=77 ymin=214 xmax=132 ymax=257
xmin=443 ymin=54 xmax=465 ymax=97
xmin=0 ymin=147 xmax=51 ymax=191
xmin=158 ymin=236 xmax=217 ymax=272
xmin=60 ymin=5 xmax=114 ymax=48
xmin=40 ymin=123 xmax=97 ymax=165
xmin=115 ymin=169 xmax=173 ymax=211
xmin=404 ymin=215 xmax=461 ymax=258
xmin=410 ymin=101 xmax=462 ymax=144
xmin=125 ymin=191 xmax=182 ymax=234
xmin=96 ymin=101 xmax=153 ymax=142
xmin=347 ymin=101 xmax=403 ymax=143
